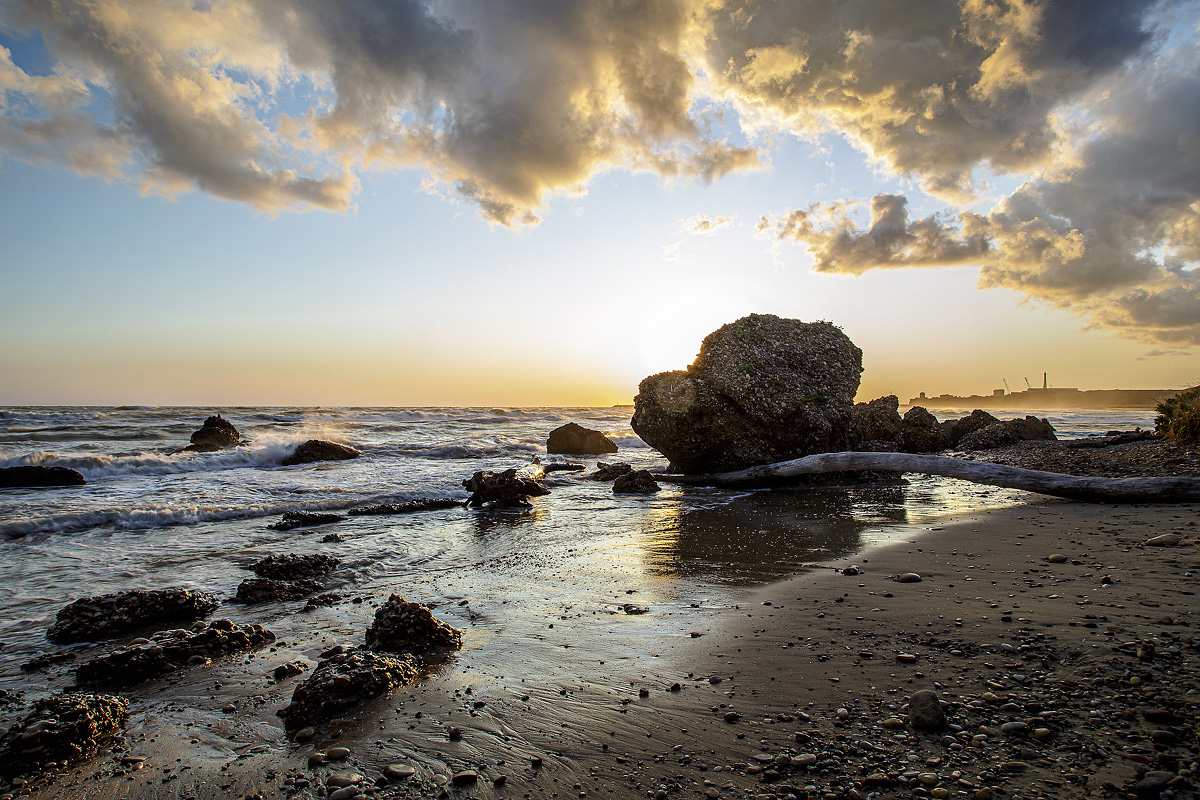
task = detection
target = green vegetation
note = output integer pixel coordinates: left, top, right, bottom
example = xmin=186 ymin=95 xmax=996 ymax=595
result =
xmin=1156 ymin=386 xmax=1200 ymax=444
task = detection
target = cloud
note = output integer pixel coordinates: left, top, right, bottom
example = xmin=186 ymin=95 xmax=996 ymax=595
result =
xmin=1137 ymin=348 xmax=1193 ymax=360
xmin=681 ymin=213 xmax=733 ymax=235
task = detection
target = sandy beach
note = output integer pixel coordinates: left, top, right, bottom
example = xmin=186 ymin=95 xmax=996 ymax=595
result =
xmin=6 ymin=492 xmax=1197 ymax=800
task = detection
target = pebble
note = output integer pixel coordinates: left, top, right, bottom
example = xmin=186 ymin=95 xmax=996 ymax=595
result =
xmin=792 ymin=754 xmax=818 ymax=767
xmin=327 ymin=788 xmax=360 ymax=800
xmin=327 ymin=772 xmax=364 ymax=787
xmin=1000 ymin=721 xmax=1030 ymax=735
xmin=1046 ymin=554 xmax=1069 ymax=563
xmin=308 ymin=753 xmax=326 ymax=767
xmin=292 ymin=726 xmax=316 ymax=743
xmin=896 ymin=573 xmax=922 ymax=583
xmin=907 ymin=690 xmax=946 ymax=729
xmin=1145 ymin=533 xmax=1182 ymax=546
xmin=895 ymin=653 xmax=918 ymax=663
xmin=451 ymin=770 xmax=478 ymax=786
xmin=383 ymin=764 xmax=416 ymax=781
xmin=326 ymin=747 xmax=351 ymax=760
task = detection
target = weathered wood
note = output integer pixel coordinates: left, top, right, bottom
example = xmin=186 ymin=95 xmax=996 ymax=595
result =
xmin=654 ymin=451 xmax=1200 ymax=503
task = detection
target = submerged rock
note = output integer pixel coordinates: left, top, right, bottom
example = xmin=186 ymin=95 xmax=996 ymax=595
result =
xmin=959 ymin=416 xmax=1057 ymax=450
xmin=75 ymin=619 xmax=274 ymax=686
xmin=632 ymin=315 xmax=863 ymax=473
xmin=187 ymin=414 xmax=239 ymax=451
xmin=269 ymin=511 xmax=346 ymax=531
xmin=590 ymin=462 xmax=633 ymax=481
xmin=281 ymin=440 xmax=360 ymax=466
xmin=48 ymin=588 xmax=221 ymax=643
xmin=0 ymin=693 xmax=127 ymax=778
xmin=365 ymin=594 xmax=464 ymax=655
xmin=0 ymin=465 xmax=86 ymax=488
xmin=463 ymin=468 xmax=549 ymax=508
xmin=612 ymin=470 xmax=659 ymax=494
xmin=250 ymin=553 xmax=339 ymax=581
xmin=234 ymin=578 xmax=324 ymax=604
xmin=546 ymin=423 xmax=618 ymax=455
xmin=348 ymin=498 xmax=462 ymax=516
xmin=279 ymin=649 xmax=421 ymax=730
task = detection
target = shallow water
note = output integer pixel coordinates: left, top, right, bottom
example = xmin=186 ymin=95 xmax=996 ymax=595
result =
xmin=0 ymin=405 xmax=1156 ymax=704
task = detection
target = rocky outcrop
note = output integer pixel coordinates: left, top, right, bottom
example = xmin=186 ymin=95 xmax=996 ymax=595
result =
xmin=0 ymin=694 xmax=127 ymax=778
xmin=365 ymin=594 xmax=463 ymax=655
xmin=250 ymin=553 xmax=338 ymax=581
xmin=279 ymin=649 xmax=420 ymax=730
xmin=899 ymin=407 xmax=952 ymax=453
xmin=75 ymin=619 xmax=274 ymax=686
xmin=613 ymin=470 xmax=660 ymax=494
xmin=850 ymin=396 xmax=902 ymax=451
xmin=268 ymin=511 xmax=346 ymax=531
xmin=463 ymin=468 xmax=549 ymax=508
xmin=48 ymin=588 xmax=220 ymax=643
xmin=187 ymin=414 xmax=239 ymax=452
xmin=944 ymin=410 xmax=1000 ymax=446
xmin=233 ymin=578 xmax=324 ymax=604
xmin=959 ymin=416 xmax=1057 ymax=450
xmin=281 ymin=440 xmax=360 ymax=466
xmin=632 ymin=315 xmax=863 ymax=473
xmin=546 ymin=423 xmax=618 ymax=455
xmin=0 ymin=466 xmax=86 ymax=488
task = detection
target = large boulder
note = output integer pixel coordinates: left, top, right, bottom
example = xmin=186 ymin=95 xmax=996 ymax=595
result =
xmin=631 ymin=315 xmax=863 ymax=473
xmin=0 ymin=466 xmax=86 ymax=488
xmin=850 ymin=396 xmax=903 ymax=451
xmin=958 ymin=416 xmax=1057 ymax=450
xmin=899 ymin=407 xmax=951 ymax=453
xmin=281 ymin=439 xmax=360 ymax=466
xmin=188 ymin=414 xmax=239 ymax=451
xmin=546 ymin=423 xmax=618 ymax=455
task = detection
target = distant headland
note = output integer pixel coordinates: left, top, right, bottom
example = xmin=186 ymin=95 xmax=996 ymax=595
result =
xmin=909 ymin=374 xmax=1176 ymax=409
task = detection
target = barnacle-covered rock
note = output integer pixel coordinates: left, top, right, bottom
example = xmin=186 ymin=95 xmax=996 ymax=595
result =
xmin=48 ymin=588 xmax=221 ymax=643
xmin=462 ymin=468 xmax=549 ymax=508
xmin=281 ymin=439 xmax=359 ymax=466
xmin=612 ymin=470 xmax=659 ymax=494
xmin=250 ymin=553 xmax=339 ymax=581
xmin=850 ymin=395 xmax=903 ymax=451
xmin=268 ymin=511 xmax=346 ymax=531
xmin=899 ymin=406 xmax=952 ymax=453
xmin=75 ymin=619 xmax=274 ymax=686
xmin=959 ymin=415 xmax=1057 ymax=450
xmin=365 ymin=594 xmax=463 ymax=655
xmin=348 ymin=497 xmax=462 ymax=515
xmin=589 ymin=462 xmax=633 ymax=481
xmin=233 ymin=578 xmax=324 ymax=604
xmin=279 ymin=649 xmax=420 ymax=730
xmin=0 ymin=693 xmax=127 ymax=777
xmin=632 ymin=315 xmax=863 ymax=473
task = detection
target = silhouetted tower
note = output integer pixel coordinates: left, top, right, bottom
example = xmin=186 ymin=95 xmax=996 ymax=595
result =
xmin=1043 ymin=372 xmax=1048 ymax=390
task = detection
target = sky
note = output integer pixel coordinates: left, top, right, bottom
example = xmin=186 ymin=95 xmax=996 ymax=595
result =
xmin=1 ymin=0 xmax=1198 ymax=407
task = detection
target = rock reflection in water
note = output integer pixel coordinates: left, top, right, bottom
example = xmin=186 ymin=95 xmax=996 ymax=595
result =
xmin=640 ymin=485 xmax=908 ymax=584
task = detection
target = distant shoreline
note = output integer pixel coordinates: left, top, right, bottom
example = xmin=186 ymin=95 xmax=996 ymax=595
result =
xmin=906 ymin=387 xmax=1176 ymax=410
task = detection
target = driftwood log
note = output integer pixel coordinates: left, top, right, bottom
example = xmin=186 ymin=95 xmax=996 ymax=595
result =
xmin=654 ymin=451 xmax=1200 ymax=504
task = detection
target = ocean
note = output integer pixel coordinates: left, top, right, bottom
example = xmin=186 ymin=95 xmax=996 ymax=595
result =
xmin=0 ymin=405 xmax=1157 ymax=701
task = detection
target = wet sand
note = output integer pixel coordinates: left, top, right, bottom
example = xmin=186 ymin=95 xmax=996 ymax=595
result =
xmin=7 ymin=498 xmax=1200 ymax=800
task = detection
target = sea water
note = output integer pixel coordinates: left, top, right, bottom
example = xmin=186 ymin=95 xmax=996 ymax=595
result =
xmin=0 ymin=405 xmax=1156 ymax=699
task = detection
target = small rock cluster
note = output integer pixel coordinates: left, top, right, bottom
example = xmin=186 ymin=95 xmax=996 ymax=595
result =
xmin=74 ymin=619 xmax=274 ymax=686
xmin=0 ymin=694 xmax=127 ymax=778
xmin=463 ymin=468 xmax=549 ymax=508
xmin=590 ymin=462 xmax=632 ymax=481
xmin=851 ymin=400 xmax=1056 ymax=454
xmin=269 ymin=511 xmax=347 ymax=531
xmin=347 ymin=497 xmax=462 ymax=516
xmin=279 ymin=649 xmax=421 ymax=731
xmin=234 ymin=578 xmax=325 ymax=604
xmin=250 ymin=553 xmax=339 ymax=581
xmin=47 ymin=588 xmax=220 ymax=643
xmin=365 ymin=594 xmax=464 ymax=655
xmin=613 ymin=469 xmax=660 ymax=494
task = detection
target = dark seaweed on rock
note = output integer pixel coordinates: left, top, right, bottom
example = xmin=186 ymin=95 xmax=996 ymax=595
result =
xmin=75 ymin=619 xmax=274 ymax=687
xmin=249 ymin=553 xmax=338 ymax=581
xmin=347 ymin=497 xmax=462 ymax=516
xmin=269 ymin=511 xmax=347 ymax=531
xmin=47 ymin=588 xmax=221 ymax=643
xmin=0 ymin=465 xmax=86 ymax=488
xmin=0 ymin=693 xmax=127 ymax=778
xmin=365 ymin=594 xmax=463 ymax=656
xmin=279 ymin=649 xmax=420 ymax=730
xmin=233 ymin=578 xmax=324 ymax=604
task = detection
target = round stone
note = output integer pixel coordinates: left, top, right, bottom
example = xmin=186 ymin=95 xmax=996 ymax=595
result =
xmin=1046 ymin=554 xmax=1068 ymax=563
xmin=383 ymin=764 xmax=416 ymax=781
xmin=896 ymin=573 xmax=922 ymax=583
xmin=326 ymin=746 xmax=351 ymax=760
